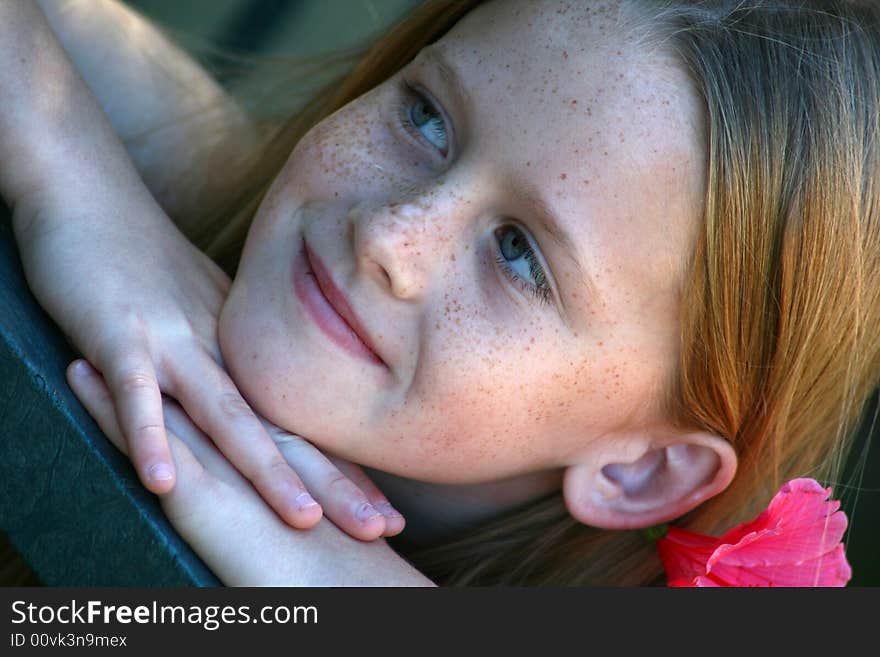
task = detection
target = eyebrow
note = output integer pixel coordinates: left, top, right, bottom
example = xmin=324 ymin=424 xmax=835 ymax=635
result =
xmin=418 ymin=46 xmax=598 ymax=318
xmin=418 ymin=46 xmax=472 ymax=112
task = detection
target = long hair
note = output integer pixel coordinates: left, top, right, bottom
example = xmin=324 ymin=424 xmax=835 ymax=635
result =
xmin=184 ymin=0 xmax=880 ymax=585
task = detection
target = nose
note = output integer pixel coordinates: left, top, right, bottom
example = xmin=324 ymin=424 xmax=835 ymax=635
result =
xmin=351 ymin=179 xmax=473 ymax=300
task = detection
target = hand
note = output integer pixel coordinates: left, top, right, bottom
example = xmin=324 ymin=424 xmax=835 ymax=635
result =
xmin=2 ymin=0 xmax=400 ymax=541
xmin=66 ymin=359 xmax=425 ymax=585
xmin=15 ymin=191 xmax=401 ymax=540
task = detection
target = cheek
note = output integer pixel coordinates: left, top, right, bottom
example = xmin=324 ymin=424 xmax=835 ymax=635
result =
xmin=385 ymin=323 xmax=671 ymax=482
xmin=385 ymin=315 xmax=592 ymax=478
xmin=294 ymin=112 xmax=379 ymax=197
xmin=279 ymin=89 xmax=431 ymax=204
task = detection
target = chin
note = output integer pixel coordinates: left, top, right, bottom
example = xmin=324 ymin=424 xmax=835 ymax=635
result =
xmin=217 ymin=296 xmax=261 ymax=413
xmin=218 ymin=292 xmax=520 ymax=486
xmin=215 ymin=289 xmax=282 ymax=421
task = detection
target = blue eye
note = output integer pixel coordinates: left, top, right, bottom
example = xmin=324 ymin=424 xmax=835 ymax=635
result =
xmin=410 ymin=98 xmax=448 ymax=151
xmin=397 ymin=85 xmax=449 ymax=155
xmin=493 ymin=225 xmax=553 ymax=306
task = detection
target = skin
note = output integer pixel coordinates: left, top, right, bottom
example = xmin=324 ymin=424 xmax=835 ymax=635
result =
xmin=219 ymin=0 xmax=706 ymax=511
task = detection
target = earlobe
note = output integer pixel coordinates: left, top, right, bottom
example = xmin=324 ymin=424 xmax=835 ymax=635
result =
xmin=562 ymin=432 xmax=737 ymax=530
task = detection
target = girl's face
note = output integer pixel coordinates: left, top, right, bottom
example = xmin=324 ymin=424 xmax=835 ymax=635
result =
xmin=219 ymin=0 xmax=705 ymax=485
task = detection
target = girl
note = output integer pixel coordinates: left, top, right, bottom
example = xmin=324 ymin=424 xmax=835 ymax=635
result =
xmin=7 ymin=0 xmax=880 ymax=585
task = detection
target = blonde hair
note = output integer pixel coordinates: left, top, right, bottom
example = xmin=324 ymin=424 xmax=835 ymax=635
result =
xmin=185 ymin=0 xmax=880 ymax=585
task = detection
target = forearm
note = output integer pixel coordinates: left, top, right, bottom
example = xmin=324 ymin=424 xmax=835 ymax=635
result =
xmin=162 ymin=457 xmax=434 ymax=587
xmin=0 ymin=1 xmax=152 ymax=225
xmin=217 ymin=521 xmax=435 ymax=588
xmin=35 ymin=0 xmax=259 ymax=225
xmin=156 ymin=416 xmax=432 ymax=586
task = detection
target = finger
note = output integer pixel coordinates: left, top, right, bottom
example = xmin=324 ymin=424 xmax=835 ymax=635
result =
xmin=160 ymin=398 xmax=258 ymax=490
xmin=330 ymin=458 xmax=405 ymax=537
xmin=97 ymin=341 xmax=176 ymax=494
xmin=66 ymin=358 xmax=128 ymax=455
xmin=67 ymin=359 xmax=210 ymax=504
xmin=167 ymin=353 xmax=323 ymax=530
xmin=269 ymin=432 xmax=387 ymax=541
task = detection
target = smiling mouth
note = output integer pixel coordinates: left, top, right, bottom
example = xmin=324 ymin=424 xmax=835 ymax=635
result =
xmin=293 ymin=238 xmax=386 ymax=368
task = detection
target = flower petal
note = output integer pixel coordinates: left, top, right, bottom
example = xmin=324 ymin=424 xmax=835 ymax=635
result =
xmin=668 ymin=578 xmax=700 ymax=587
xmin=705 ymin=544 xmax=852 ymax=586
xmin=708 ymin=480 xmax=848 ymax=571
xmin=656 ymin=478 xmax=852 ymax=587
xmin=656 ymin=527 xmax=718 ymax=584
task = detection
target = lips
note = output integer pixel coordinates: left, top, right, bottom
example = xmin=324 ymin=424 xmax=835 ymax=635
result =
xmin=297 ymin=239 xmax=385 ymax=367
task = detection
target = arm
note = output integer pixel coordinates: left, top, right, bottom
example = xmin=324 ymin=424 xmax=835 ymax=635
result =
xmin=167 ymin=452 xmax=431 ymax=587
xmin=34 ymin=0 xmax=259 ymax=227
xmin=67 ymin=358 xmax=432 ymax=587
xmin=0 ymin=0 xmax=159 ymax=228
xmin=0 ymin=3 xmax=400 ymax=541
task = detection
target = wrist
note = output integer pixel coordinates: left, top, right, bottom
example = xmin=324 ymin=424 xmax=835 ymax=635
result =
xmin=9 ymin=177 xmax=179 ymax=275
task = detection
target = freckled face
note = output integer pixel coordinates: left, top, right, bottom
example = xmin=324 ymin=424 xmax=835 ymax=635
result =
xmin=218 ymin=0 xmax=706 ymax=484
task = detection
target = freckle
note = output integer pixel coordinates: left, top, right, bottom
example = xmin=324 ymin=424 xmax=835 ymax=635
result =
xmin=560 ymin=173 xmax=567 ymax=180
xmin=583 ymin=179 xmax=590 ymax=185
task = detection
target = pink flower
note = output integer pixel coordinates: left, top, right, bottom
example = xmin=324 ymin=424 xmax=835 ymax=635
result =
xmin=656 ymin=478 xmax=852 ymax=587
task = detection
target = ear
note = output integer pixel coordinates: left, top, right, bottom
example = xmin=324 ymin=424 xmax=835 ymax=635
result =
xmin=562 ymin=431 xmax=737 ymax=530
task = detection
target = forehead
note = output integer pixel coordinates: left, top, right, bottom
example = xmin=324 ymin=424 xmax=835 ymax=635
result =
xmin=443 ymin=0 xmax=641 ymax=84
xmin=430 ymin=0 xmax=706 ymax=297
xmin=435 ymin=0 xmax=696 ymax=150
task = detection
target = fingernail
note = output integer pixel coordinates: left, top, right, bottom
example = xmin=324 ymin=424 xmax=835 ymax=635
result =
xmin=376 ymin=501 xmax=402 ymax=518
xmin=72 ymin=360 xmax=92 ymax=376
xmin=295 ymin=492 xmax=319 ymax=510
xmin=148 ymin=462 xmax=174 ymax=482
xmin=356 ymin=502 xmax=382 ymax=523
